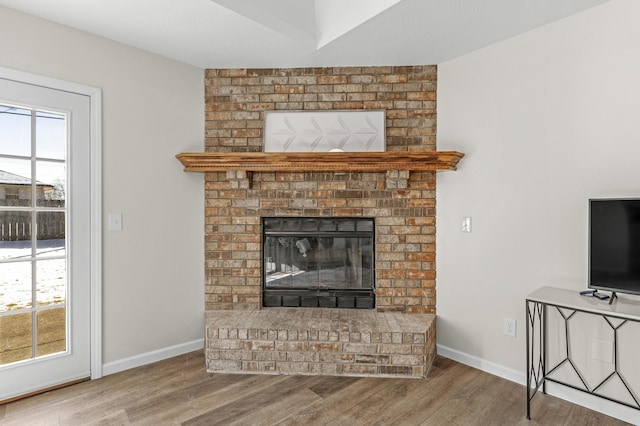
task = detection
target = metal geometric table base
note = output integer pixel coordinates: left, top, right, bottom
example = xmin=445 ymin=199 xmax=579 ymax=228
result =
xmin=526 ymin=299 xmax=640 ymax=419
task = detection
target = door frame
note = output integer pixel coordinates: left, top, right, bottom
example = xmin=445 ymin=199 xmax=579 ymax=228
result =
xmin=0 ymin=66 xmax=103 ymax=379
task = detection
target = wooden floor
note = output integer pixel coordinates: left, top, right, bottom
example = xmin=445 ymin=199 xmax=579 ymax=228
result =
xmin=0 ymin=350 xmax=631 ymax=425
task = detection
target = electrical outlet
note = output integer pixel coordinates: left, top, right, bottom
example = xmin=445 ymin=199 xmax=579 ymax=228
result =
xmin=503 ymin=318 xmax=517 ymax=338
xmin=592 ymin=338 xmax=614 ymax=363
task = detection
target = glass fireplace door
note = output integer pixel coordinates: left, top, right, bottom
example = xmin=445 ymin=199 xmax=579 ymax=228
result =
xmin=263 ymin=217 xmax=374 ymax=308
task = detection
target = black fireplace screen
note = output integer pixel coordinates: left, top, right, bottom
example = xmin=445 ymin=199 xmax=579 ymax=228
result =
xmin=262 ymin=217 xmax=375 ymax=309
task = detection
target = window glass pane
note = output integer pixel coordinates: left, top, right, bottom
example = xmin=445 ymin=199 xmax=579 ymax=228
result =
xmin=36 ymin=111 xmax=66 ymax=160
xmin=0 ymin=312 xmax=33 ymax=365
xmin=36 ymin=307 xmax=66 ymax=357
xmin=0 ymin=261 xmax=32 ymax=312
xmin=36 ymin=258 xmax=66 ymax=307
xmin=36 ymin=161 xmax=65 ymax=208
xmin=36 ymin=211 xmax=65 ymax=248
xmin=0 ymin=158 xmax=32 ymax=207
xmin=0 ymin=105 xmax=31 ymax=158
xmin=0 ymin=211 xmax=32 ymax=247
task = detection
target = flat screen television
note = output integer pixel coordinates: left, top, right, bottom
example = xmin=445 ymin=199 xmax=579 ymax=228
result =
xmin=589 ymin=198 xmax=640 ymax=297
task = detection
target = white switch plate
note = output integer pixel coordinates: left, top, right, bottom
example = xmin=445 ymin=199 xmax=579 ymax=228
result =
xmin=108 ymin=213 xmax=123 ymax=231
xmin=462 ymin=216 xmax=472 ymax=233
xmin=592 ymin=338 xmax=614 ymax=363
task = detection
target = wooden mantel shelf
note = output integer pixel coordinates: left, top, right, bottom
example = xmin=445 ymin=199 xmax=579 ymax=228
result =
xmin=176 ymin=151 xmax=464 ymax=173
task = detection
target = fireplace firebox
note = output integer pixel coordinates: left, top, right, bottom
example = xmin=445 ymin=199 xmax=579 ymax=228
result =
xmin=262 ymin=217 xmax=375 ymax=309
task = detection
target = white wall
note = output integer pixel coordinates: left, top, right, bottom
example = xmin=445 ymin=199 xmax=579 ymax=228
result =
xmin=437 ymin=0 xmax=640 ymax=421
xmin=0 ymin=7 xmax=205 ymax=367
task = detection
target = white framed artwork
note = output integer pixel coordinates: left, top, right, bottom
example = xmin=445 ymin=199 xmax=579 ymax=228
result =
xmin=263 ymin=110 xmax=385 ymax=152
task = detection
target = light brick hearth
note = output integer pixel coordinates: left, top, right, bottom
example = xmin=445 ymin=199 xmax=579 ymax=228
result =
xmin=207 ymin=309 xmax=436 ymax=378
xmin=203 ymin=65 xmax=440 ymax=378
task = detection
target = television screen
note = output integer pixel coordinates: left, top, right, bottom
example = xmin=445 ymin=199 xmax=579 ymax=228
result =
xmin=589 ymin=198 xmax=640 ymax=296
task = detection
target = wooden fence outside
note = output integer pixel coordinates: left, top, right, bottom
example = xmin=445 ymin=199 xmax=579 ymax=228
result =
xmin=0 ymin=211 xmax=65 ymax=241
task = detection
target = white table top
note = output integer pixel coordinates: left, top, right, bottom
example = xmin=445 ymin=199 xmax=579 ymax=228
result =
xmin=527 ymin=286 xmax=640 ymax=321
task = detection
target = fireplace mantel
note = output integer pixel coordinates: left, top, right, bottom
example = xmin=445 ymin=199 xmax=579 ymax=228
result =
xmin=175 ymin=151 xmax=464 ymax=173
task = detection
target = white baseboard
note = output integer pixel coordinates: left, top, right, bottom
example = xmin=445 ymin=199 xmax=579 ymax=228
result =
xmin=436 ymin=344 xmax=524 ymax=384
xmin=544 ymin=383 xmax=640 ymax=424
xmin=102 ymin=339 xmax=204 ymax=376
xmin=436 ymin=344 xmax=640 ymax=424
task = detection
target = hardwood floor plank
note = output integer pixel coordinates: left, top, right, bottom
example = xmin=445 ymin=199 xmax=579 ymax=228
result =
xmin=0 ymin=350 xmax=632 ymax=425
xmin=183 ymin=375 xmax=322 ymax=426
xmin=273 ymin=377 xmax=401 ymax=425
xmin=133 ymin=374 xmax=289 ymax=425
xmin=307 ymin=376 xmax=360 ymax=398
xmin=82 ymin=409 xmax=131 ymax=426
xmin=226 ymin=388 xmax=322 ymax=426
xmin=461 ymin=375 xmax=529 ymax=426
xmin=124 ymin=369 xmax=250 ymax=423
xmin=172 ymin=374 xmax=286 ymax=424
xmin=331 ymin=379 xmax=426 ymax=425
xmin=362 ymin=358 xmax=483 ymax=425
xmin=414 ymin=368 xmax=498 ymax=424
xmin=62 ymin=359 xmax=206 ymax=425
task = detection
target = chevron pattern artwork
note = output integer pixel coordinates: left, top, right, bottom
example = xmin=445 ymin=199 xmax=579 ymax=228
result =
xmin=263 ymin=110 xmax=385 ymax=152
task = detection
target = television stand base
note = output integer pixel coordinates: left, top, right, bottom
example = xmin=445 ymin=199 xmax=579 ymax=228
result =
xmin=609 ymin=291 xmax=618 ymax=305
xmin=527 ymin=286 xmax=640 ymax=421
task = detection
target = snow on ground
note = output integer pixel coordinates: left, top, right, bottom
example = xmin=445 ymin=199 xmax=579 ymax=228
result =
xmin=0 ymin=239 xmax=66 ymax=312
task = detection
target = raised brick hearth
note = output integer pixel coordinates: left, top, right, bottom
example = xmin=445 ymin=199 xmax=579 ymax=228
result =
xmin=203 ymin=65 xmax=441 ymax=378
xmin=207 ymin=309 xmax=436 ymax=378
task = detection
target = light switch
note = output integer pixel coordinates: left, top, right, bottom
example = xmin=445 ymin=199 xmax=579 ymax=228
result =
xmin=108 ymin=213 xmax=123 ymax=231
xmin=461 ymin=216 xmax=472 ymax=233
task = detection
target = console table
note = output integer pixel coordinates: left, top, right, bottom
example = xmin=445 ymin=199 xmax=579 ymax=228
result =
xmin=526 ymin=286 xmax=640 ymax=419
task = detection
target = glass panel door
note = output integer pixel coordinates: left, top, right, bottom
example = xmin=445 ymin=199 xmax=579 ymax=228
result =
xmin=0 ymin=75 xmax=92 ymax=402
xmin=0 ymin=105 xmax=67 ymax=365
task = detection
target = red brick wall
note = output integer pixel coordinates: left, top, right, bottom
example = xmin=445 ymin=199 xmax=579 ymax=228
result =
xmin=204 ymin=66 xmax=437 ymax=313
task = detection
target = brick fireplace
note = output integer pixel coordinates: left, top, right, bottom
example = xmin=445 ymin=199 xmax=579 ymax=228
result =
xmin=199 ymin=65 xmax=448 ymax=378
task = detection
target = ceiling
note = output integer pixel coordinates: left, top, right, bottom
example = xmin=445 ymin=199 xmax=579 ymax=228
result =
xmin=0 ymin=0 xmax=611 ymax=69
